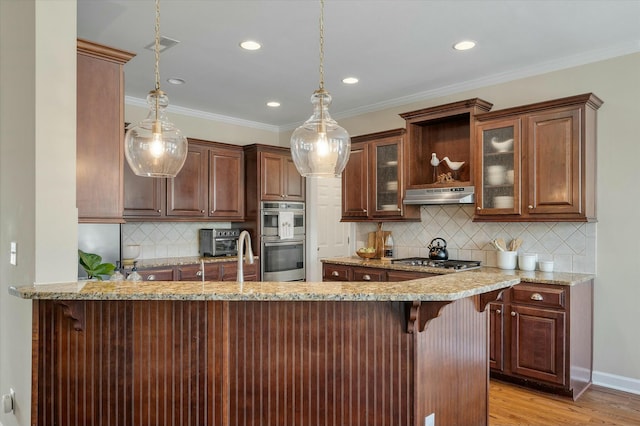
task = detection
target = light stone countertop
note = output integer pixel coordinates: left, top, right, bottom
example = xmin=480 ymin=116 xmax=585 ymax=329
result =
xmin=322 ymin=257 xmax=595 ymax=286
xmin=9 ymin=271 xmax=519 ymax=302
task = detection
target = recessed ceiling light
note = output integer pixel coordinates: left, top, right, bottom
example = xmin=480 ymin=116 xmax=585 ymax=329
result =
xmin=453 ymin=40 xmax=476 ymax=51
xmin=167 ymin=78 xmax=185 ymax=85
xmin=267 ymin=101 xmax=281 ymax=108
xmin=240 ymin=40 xmax=261 ymax=51
xmin=342 ymin=77 xmax=359 ymax=84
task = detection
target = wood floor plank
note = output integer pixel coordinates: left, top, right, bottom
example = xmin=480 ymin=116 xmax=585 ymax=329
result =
xmin=490 ymin=380 xmax=640 ymax=425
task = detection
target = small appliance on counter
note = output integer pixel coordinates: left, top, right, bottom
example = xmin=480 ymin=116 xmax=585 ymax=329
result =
xmin=199 ymin=228 xmax=240 ymax=257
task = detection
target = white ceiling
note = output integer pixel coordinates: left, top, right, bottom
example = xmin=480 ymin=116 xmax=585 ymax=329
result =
xmin=77 ymin=0 xmax=640 ymax=131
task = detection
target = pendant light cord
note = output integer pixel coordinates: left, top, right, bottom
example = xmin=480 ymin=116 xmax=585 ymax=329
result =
xmin=154 ymin=0 xmax=161 ymax=92
xmin=318 ymin=0 xmax=325 ymax=90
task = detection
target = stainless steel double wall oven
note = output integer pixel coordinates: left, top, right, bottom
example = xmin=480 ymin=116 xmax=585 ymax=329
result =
xmin=260 ymin=201 xmax=305 ymax=281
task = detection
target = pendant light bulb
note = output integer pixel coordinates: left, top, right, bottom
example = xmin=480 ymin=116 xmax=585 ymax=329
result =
xmin=124 ymin=0 xmax=188 ymax=178
xmin=290 ymin=0 xmax=350 ymax=178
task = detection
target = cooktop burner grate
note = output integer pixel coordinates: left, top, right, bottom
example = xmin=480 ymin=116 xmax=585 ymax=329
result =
xmin=391 ymin=258 xmax=481 ymax=270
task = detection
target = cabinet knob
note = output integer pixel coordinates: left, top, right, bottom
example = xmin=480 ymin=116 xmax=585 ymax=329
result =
xmin=476 ymin=206 xmax=481 ymax=211
xmin=496 ymin=309 xmax=501 ymax=315
xmin=201 ymin=209 xmax=205 ymax=213
xmin=331 ymin=271 xmax=339 ymax=277
xmin=528 ymin=205 xmax=533 ymax=209
xmin=530 ymin=293 xmax=544 ymax=301
xmin=157 ymin=209 xmax=161 ymax=213
xmin=281 ymin=194 xmax=286 ymax=198
xmin=511 ymin=311 xmax=516 ymax=316
xmin=196 ymin=271 xmax=203 ymax=277
xmin=146 ymin=274 xmax=156 ymax=281
xmin=362 ymin=274 xmax=371 ymax=281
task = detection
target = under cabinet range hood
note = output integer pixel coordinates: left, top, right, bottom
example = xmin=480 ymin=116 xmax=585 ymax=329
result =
xmin=403 ymin=186 xmax=475 ymax=205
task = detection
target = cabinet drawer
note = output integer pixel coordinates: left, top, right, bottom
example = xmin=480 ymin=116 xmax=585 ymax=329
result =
xmin=386 ymin=270 xmax=437 ymax=282
xmin=323 ymin=264 xmax=351 ymax=281
xmin=221 ymin=262 xmax=258 ymax=281
xmin=512 ymin=284 xmax=565 ymax=309
xmin=352 ymin=268 xmax=386 ymax=282
xmin=177 ymin=264 xmax=221 ymax=281
xmin=139 ymin=268 xmax=175 ymax=281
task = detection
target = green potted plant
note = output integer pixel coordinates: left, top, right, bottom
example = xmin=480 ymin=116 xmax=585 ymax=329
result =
xmin=78 ymin=249 xmax=116 ymax=281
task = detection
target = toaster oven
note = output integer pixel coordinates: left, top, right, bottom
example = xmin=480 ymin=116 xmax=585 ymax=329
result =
xmin=199 ymin=228 xmax=240 ymax=257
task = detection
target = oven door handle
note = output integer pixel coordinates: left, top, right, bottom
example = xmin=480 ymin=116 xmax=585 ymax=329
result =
xmin=263 ymin=239 xmax=305 ymax=247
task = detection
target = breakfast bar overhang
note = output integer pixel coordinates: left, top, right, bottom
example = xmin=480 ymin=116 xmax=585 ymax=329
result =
xmin=10 ymin=272 xmax=518 ymax=426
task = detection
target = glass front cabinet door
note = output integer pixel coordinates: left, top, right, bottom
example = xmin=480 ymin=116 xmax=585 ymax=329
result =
xmin=476 ymin=118 xmax=521 ymax=216
xmin=372 ymin=140 xmax=401 ymax=216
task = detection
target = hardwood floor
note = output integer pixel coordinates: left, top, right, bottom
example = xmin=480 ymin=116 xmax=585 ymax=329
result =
xmin=490 ymin=380 xmax=640 ymax=425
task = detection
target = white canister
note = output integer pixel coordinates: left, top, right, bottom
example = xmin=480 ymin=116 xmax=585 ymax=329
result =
xmin=538 ymin=260 xmax=554 ymax=272
xmin=518 ymin=253 xmax=537 ymax=271
xmin=497 ymin=251 xmax=517 ymax=270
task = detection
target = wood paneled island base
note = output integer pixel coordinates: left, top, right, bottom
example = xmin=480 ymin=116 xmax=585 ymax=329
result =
xmin=32 ymin=296 xmax=495 ymax=426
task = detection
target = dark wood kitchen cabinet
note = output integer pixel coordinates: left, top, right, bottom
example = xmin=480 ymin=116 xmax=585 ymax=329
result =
xmin=259 ymin=150 xmax=305 ymax=201
xmin=400 ymin=99 xmax=493 ymax=189
xmin=134 ymin=260 xmax=257 ymax=282
xmin=341 ymin=129 xmax=419 ymax=221
xmin=166 ymin=143 xmax=208 ymax=217
xmin=77 ymin=39 xmax=135 ymax=223
xmin=124 ymin=139 xmax=245 ymax=221
xmin=490 ymin=281 xmax=593 ymax=400
xmin=322 ymin=262 xmax=435 ymax=282
xmin=475 ymin=93 xmax=602 ymax=222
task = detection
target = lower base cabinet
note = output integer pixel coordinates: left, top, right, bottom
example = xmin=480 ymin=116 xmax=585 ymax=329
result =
xmin=490 ymin=281 xmax=593 ymax=400
xmin=322 ymin=262 xmax=436 ymax=282
xmin=134 ymin=261 xmax=257 ymax=282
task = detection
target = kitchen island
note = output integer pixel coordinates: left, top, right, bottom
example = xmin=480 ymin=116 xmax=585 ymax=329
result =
xmin=11 ymin=272 xmax=518 ymax=426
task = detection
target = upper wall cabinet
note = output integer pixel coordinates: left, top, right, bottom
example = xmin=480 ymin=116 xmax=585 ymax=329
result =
xmin=474 ymin=93 xmax=602 ymax=222
xmin=77 ymin=39 xmax=135 ymax=223
xmin=124 ymin=139 xmax=245 ymax=221
xmin=400 ymin=99 xmax=493 ymax=189
xmin=342 ymin=129 xmax=419 ymax=222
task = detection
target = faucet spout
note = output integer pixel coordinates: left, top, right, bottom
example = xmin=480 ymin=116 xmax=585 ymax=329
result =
xmin=237 ymin=230 xmax=254 ymax=283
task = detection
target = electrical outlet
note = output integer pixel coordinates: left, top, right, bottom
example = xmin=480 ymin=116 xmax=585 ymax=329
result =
xmin=424 ymin=413 xmax=435 ymax=426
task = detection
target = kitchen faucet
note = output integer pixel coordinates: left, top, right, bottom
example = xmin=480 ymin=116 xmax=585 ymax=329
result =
xmin=237 ymin=230 xmax=254 ymax=283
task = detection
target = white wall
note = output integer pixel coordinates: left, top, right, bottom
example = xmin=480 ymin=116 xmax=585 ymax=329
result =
xmin=0 ymin=1 xmax=77 ymax=425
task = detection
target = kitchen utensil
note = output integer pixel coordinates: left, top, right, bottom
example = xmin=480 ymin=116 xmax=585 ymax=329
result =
xmin=518 ymin=253 xmax=537 ymax=271
xmin=493 ymin=196 xmax=514 ymax=208
xmin=496 ymin=238 xmax=507 ymax=251
xmin=491 ymin=137 xmax=514 ymax=152
xmin=538 ymin=260 xmax=554 ymax=272
xmin=491 ymin=239 xmax=505 ymax=252
xmin=510 ymin=238 xmax=523 ymax=252
xmin=428 ymin=237 xmax=449 ymax=260
xmin=497 ymin=251 xmax=517 ymax=270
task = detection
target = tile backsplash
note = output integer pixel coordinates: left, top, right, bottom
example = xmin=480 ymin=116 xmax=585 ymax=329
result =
xmin=356 ymin=205 xmax=596 ymax=273
xmin=122 ymin=222 xmax=233 ymax=260
xmin=123 ymin=205 xmax=596 ymax=274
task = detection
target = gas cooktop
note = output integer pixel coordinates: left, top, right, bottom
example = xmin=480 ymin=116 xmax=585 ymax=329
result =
xmin=391 ymin=258 xmax=481 ymax=271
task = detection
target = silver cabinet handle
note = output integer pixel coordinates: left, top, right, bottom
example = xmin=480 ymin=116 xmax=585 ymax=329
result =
xmin=496 ymin=309 xmax=501 ymax=315
xmin=362 ymin=274 xmax=371 ymax=281
xmin=530 ymin=293 xmax=543 ymax=301
xmin=511 ymin=311 xmax=516 ymax=316
xmin=196 ymin=271 xmax=203 ymax=277
xmin=331 ymin=271 xmax=339 ymax=277
xmin=146 ymin=274 xmax=156 ymax=281
xmin=477 ymin=206 xmax=481 ymax=210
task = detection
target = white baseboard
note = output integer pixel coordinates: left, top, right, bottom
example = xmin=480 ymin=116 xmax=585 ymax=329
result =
xmin=593 ymin=370 xmax=640 ymax=395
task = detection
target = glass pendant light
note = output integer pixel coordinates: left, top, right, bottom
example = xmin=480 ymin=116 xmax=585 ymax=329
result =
xmin=124 ymin=0 xmax=187 ymax=178
xmin=290 ymin=0 xmax=350 ymax=178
